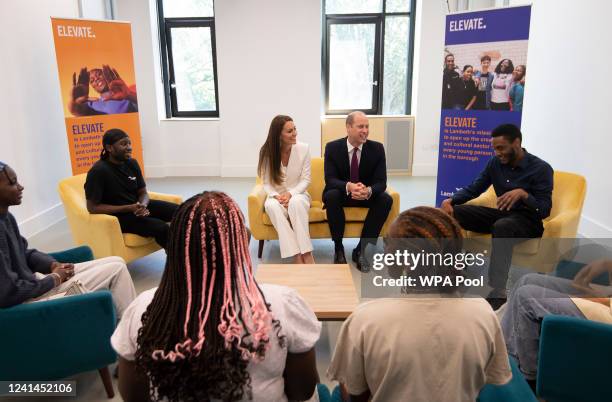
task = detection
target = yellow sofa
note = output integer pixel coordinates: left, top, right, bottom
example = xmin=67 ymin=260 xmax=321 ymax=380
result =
xmin=463 ymin=171 xmax=587 ymax=273
xmin=58 ymin=174 xmax=182 ymax=263
xmin=248 ymin=157 xmax=400 ymax=258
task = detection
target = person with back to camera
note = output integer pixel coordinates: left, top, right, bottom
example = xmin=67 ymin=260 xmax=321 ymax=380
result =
xmin=85 ymin=128 xmax=179 ymax=250
xmin=440 ymin=124 xmax=553 ymax=309
xmin=327 ymin=207 xmax=512 ymax=402
xmin=111 ymin=191 xmax=321 ymax=402
xmin=258 ymin=115 xmax=314 ymax=264
xmin=0 ymin=161 xmax=136 ymax=316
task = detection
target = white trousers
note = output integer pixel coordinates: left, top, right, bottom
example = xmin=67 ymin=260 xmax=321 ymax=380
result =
xmin=35 ymin=256 xmax=137 ymax=318
xmin=264 ymin=194 xmax=313 ymax=258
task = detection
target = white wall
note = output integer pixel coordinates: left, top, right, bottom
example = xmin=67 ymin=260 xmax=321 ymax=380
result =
xmin=516 ymin=0 xmax=612 ymax=236
xmin=0 ymin=0 xmax=78 ymax=237
xmin=115 ymin=0 xmax=321 ymax=177
xmin=410 ymin=0 xmax=446 ymax=175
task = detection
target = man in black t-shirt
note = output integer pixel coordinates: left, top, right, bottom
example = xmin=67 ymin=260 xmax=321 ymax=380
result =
xmin=85 ymin=129 xmax=178 ymax=249
xmin=442 ymin=53 xmax=462 ymax=109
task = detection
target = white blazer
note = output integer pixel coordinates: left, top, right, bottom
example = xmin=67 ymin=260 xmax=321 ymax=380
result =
xmin=262 ymin=142 xmax=311 ymax=197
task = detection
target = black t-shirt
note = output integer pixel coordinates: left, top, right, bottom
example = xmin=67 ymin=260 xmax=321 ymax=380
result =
xmin=84 ymin=159 xmax=146 ymax=207
xmin=459 ymin=79 xmax=477 ymax=108
xmin=442 ymin=69 xmax=462 ymax=108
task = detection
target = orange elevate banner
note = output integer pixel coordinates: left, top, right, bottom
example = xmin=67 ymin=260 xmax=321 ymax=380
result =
xmin=51 ymin=18 xmax=144 ymax=175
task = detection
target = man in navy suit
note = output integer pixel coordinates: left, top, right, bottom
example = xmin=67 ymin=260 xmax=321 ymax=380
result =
xmin=323 ymin=111 xmax=393 ymax=272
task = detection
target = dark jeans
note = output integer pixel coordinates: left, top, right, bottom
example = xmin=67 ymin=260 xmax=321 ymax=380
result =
xmin=116 ymin=200 xmax=179 ymax=249
xmin=323 ymin=189 xmax=393 ymax=246
xmin=453 ymin=205 xmax=544 ymax=289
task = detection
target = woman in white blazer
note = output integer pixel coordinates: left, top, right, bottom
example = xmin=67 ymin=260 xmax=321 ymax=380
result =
xmin=257 ymin=115 xmax=314 ymax=264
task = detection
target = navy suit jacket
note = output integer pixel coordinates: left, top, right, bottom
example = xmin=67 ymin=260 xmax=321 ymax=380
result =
xmin=323 ymin=137 xmax=387 ymax=197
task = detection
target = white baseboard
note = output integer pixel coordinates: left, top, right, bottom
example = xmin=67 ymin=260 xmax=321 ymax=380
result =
xmin=411 ymin=163 xmax=437 ymax=176
xmin=18 ymin=203 xmax=65 ymax=239
xmin=221 ymin=165 xmax=257 ymax=177
xmin=579 ymin=214 xmax=612 ymax=238
xmin=145 ymin=164 xmax=221 ymax=177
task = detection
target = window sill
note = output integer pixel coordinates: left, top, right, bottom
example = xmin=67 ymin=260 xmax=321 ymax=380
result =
xmin=159 ymin=117 xmax=220 ymax=122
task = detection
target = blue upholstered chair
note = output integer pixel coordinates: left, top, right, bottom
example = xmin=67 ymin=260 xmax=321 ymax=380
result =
xmin=477 ymin=357 xmax=537 ymax=402
xmin=537 ymin=315 xmax=612 ymax=402
xmin=0 ymin=246 xmax=117 ymax=398
xmin=328 ymin=361 xmax=537 ymax=402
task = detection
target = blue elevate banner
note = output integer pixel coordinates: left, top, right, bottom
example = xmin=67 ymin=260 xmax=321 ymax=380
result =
xmin=435 ymin=5 xmax=531 ymax=206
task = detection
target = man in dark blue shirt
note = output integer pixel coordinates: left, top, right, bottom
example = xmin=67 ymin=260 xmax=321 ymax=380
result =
xmin=441 ymin=124 xmax=553 ymax=307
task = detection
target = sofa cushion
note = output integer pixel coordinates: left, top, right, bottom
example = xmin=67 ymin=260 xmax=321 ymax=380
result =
xmin=123 ymin=233 xmax=156 ymax=247
xmin=262 ymin=201 xmax=377 ymax=226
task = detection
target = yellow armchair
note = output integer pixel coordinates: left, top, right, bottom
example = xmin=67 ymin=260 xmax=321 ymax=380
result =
xmin=464 ymin=171 xmax=587 ymax=272
xmin=57 ymin=174 xmax=182 ymax=263
xmin=248 ymin=158 xmax=400 ymax=258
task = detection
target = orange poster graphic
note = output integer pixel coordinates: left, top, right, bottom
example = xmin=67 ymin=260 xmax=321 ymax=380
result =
xmin=51 ymin=18 xmax=144 ymax=175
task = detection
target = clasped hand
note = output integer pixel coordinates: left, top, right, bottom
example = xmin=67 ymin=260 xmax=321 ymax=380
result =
xmin=130 ymin=202 xmax=150 ymax=217
xmin=50 ymin=262 xmax=75 ymax=284
xmin=275 ymin=192 xmax=292 ymax=208
xmin=348 ymin=182 xmax=369 ymax=201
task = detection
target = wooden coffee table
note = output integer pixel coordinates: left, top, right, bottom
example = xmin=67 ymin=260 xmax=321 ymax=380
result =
xmin=255 ymin=264 xmax=359 ymax=320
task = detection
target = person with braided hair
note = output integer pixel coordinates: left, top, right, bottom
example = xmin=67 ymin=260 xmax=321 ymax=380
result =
xmin=327 ymin=207 xmax=511 ymax=402
xmin=111 ymin=191 xmax=321 ymax=402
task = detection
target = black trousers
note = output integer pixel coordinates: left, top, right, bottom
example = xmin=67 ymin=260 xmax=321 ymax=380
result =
xmin=453 ymin=205 xmax=544 ymax=289
xmin=116 ymin=200 xmax=179 ymax=249
xmin=323 ymin=189 xmax=393 ymax=246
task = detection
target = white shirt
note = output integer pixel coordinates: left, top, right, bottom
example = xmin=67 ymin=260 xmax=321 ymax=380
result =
xmin=262 ymin=142 xmax=311 ymax=198
xmin=346 ymin=138 xmax=371 ymax=198
xmin=346 ymin=138 xmax=363 ymax=165
xmin=111 ymin=284 xmax=322 ymax=402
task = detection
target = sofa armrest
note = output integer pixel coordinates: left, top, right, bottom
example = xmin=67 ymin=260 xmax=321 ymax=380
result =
xmin=385 ymin=186 xmax=401 ymax=217
xmin=542 ymin=210 xmax=581 ymax=238
xmin=248 ymin=184 xmax=267 ymax=239
xmin=537 ymin=315 xmax=612 ymax=402
xmin=48 ymin=246 xmax=94 ymax=264
xmin=149 ymin=191 xmax=182 ymax=205
xmin=0 ymin=291 xmax=117 ymax=381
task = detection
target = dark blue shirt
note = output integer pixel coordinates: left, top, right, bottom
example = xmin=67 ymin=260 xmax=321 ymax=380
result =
xmin=451 ymin=150 xmax=553 ymax=219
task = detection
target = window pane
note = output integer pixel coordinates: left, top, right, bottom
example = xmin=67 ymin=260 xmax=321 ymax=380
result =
xmin=162 ymin=0 xmax=214 ymax=18
xmin=326 ymin=0 xmax=382 ymax=14
xmin=169 ymin=27 xmax=217 ymax=112
xmin=329 ymin=23 xmax=376 ymax=110
xmin=386 ymin=0 xmax=410 ymax=13
xmin=382 ymin=16 xmax=409 ymax=114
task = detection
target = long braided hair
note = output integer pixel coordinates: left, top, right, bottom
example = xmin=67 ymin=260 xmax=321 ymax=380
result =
xmin=135 ymin=191 xmax=283 ymax=401
xmin=385 ymin=206 xmax=464 ymax=293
